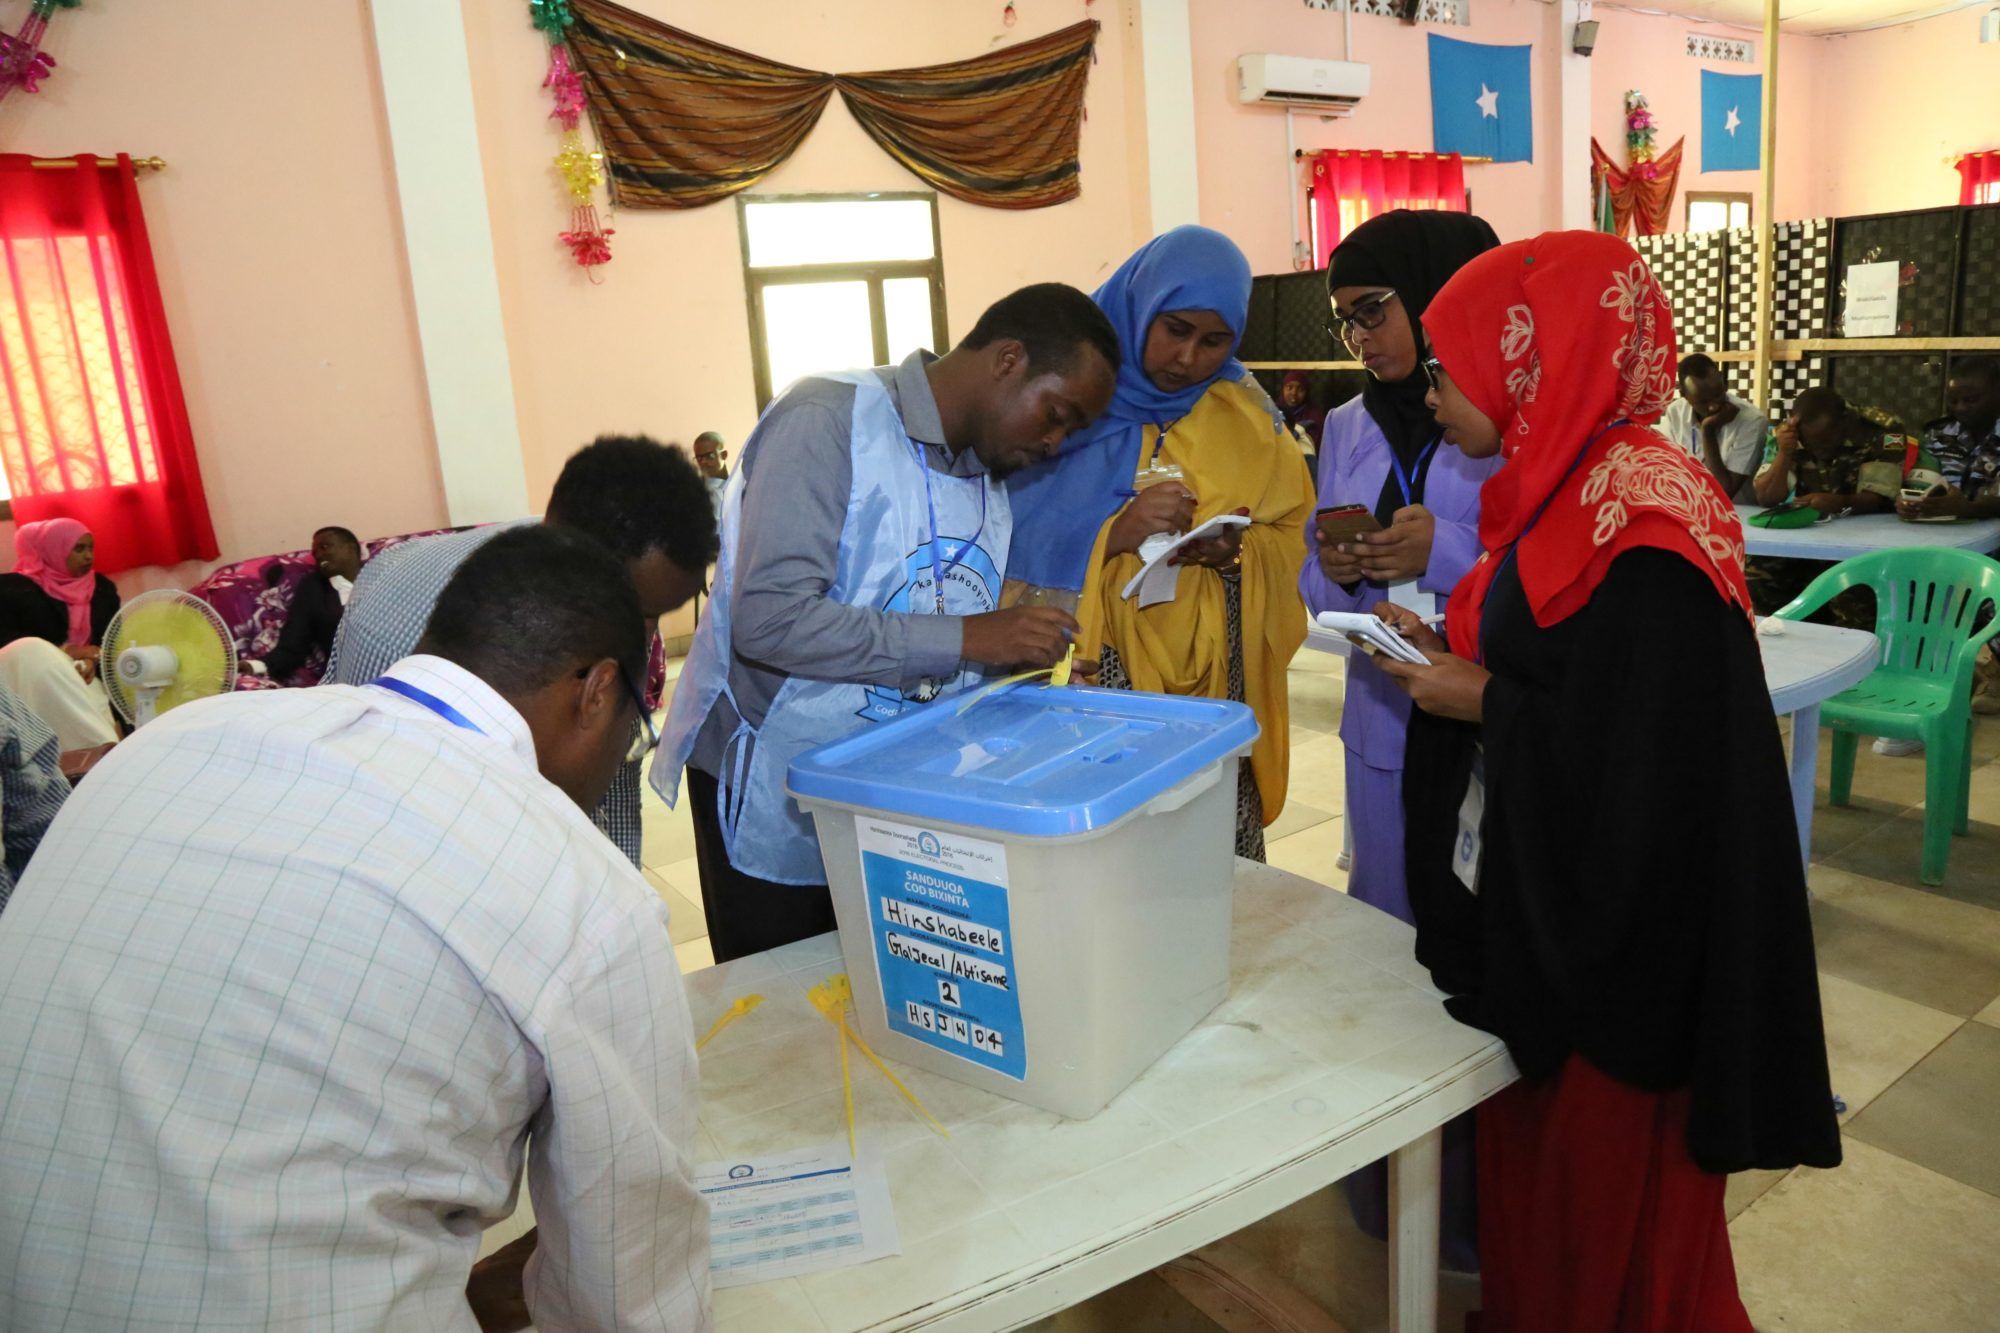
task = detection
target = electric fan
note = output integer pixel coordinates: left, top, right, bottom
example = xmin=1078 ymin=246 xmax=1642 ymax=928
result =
xmin=100 ymin=589 xmax=238 ymax=728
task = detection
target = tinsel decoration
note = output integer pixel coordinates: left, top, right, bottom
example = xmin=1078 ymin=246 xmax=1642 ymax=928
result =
xmin=554 ymin=130 xmax=612 ymax=278
xmin=529 ymin=0 xmax=575 ymax=41
xmin=543 ymin=43 xmax=585 ymax=129
xmin=0 ymin=0 xmax=81 ymax=103
xmin=1624 ymin=90 xmax=1657 ymax=165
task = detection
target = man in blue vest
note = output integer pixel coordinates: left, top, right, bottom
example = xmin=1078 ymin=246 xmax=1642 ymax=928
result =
xmin=656 ymin=283 xmax=1121 ymax=962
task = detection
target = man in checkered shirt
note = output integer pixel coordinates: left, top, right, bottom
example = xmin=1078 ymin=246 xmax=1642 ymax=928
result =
xmin=328 ymin=434 xmax=716 ymax=867
xmin=0 ymin=526 xmax=711 ymax=1329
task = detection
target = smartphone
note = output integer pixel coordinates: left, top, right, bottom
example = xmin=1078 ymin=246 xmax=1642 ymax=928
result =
xmin=1315 ymin=503 xmax=1384 ymax=546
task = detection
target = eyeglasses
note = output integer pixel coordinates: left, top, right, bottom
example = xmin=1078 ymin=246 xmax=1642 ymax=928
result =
xmin=620 ymin=663 xmax=660 ymax=764
xmin=696 ymin=447 xmax=728 ymax=462
xmin=1421 ymin=356 xmax=1443 ymax=392
xmin=1327 ymin=290 xmax=1400 ymax=348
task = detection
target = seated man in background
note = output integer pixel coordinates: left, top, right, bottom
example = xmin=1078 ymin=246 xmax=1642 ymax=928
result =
xmin=330 ymin=434 xmax=716 ymax=868
xmin=1748 ymin=387 xmax=1920 ymax=626
xmin=244 ymin=524 xmax=365 ymax=683
xmin=694 ymin=429 xmax=730 ymax=522
xmin=0 ymin=682 xmax=73 ymax=918
xmin=0 ymin=526 xmax=708 ymax=1330
xmin=1898 ymin=357 xmax=2000 ymax=522
xmin=1659 ymin=352 xmax=1767 ymax=502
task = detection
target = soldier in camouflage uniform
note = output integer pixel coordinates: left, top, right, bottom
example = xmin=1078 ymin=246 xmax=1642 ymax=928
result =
xmin=1747 ymin=386 xmax=1916 ymax=626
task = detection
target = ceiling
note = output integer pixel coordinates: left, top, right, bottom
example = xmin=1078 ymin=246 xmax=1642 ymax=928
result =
xmin=1593 ymin=0 xmax=1988 ymax=35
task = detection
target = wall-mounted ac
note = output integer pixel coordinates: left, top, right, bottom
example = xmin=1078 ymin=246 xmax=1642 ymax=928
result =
xmin=1236 ymin=55 xmax=1371 ymax=114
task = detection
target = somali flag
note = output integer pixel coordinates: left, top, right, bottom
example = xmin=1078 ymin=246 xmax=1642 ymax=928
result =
xmin=1428 ymin=34 xmax=1533 ymax=164
xmin=1701 ymin=70 xmax=1761 ymax=172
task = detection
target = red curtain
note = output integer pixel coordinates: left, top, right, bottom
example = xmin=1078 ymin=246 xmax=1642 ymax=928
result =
xmin=0 ymin=154 xmax=215 ymax=573
xmin=1305 ymin=151 xmax=1467 ymax=265
xmin=1590 ymin=137 xmax=1684 ymax=239
xmin=1959 ymin=151 xmax=2000 ymax=206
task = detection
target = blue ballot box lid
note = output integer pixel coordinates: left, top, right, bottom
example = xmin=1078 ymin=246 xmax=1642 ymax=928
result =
xmin=788 ymin=685 xmax=1260 ymax=838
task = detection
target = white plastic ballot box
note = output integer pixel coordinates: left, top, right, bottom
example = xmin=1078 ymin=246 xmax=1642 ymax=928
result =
xmin=788 ymin=685 xmax=1259 ymax=1120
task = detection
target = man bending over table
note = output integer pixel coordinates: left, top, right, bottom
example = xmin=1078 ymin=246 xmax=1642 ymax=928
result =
xmin=0 ymin=526 xmax=708 ymax=1331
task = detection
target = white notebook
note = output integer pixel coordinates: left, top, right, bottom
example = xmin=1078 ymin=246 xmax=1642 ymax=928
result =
xmin=1120 ymin=514 xmax=1254 ymax=607
xmin=1314 ymin=611 xmax=1434 ymax=666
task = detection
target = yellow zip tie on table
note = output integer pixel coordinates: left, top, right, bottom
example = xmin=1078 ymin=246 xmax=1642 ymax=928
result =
xmin=694 ymin=994 xmax=765 ymax=1052
xmin=807 ymin=975 xmax=950 ymax=1153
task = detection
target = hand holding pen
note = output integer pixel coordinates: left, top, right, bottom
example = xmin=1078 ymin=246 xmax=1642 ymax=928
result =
xmin=1106 ymin=481 xmax=1198 ymax=559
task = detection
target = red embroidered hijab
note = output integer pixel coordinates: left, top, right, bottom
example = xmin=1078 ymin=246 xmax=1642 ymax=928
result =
xmin=1422 ymin=231 xmax=1752 ymax=657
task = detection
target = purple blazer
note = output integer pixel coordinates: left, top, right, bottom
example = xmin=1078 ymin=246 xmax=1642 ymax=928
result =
xmin=1299 ymin=396 xmax=1500 ymax=770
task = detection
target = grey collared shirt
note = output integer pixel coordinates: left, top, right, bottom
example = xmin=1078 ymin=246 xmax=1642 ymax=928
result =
xmin=689 ymin=350 xmax=980 ymax=778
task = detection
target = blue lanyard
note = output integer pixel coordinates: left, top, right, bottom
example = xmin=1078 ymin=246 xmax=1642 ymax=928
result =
xmin=1478 ymin=419 xmax=1629 ymax=663
xmin=1389 ymin=435 xmax=1443 ymax=508
xmin=912 ymin=438 xmax=987 ymax=614
xmin=373 ymin=677 xmax=485 ymax=735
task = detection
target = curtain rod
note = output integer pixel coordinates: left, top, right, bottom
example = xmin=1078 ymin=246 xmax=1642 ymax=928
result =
xmin=1293 ymin=149 xmax=1495 ymax=165
xmin=27 ymin=156 xmax=166 ymax=172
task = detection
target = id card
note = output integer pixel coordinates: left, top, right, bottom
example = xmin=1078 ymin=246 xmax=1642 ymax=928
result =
xmin=1453 ymin=747 xmax=1485 ymax=893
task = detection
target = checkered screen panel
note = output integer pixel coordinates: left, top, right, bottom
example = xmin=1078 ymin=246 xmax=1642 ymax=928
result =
xmin=1835 ymin=209 xmax=1960 ymax=338
xmin=1725 ymin=355 xmax=1824 ymax=419
xmin=1273 ymin=271 xmax=1337 ymax=363
xmin=1632 ymin=231 xmax=1728 ymax=355
xmin=1957 ymin=205 xmax=2000 ymax=337
xmin=1830 ymin=354 xmax=1947 ymax=434
xmin=1240 ymin=276 xmax=1279 ymax=363
xmin=1723 ymin=218 xmax=1833 ymax=346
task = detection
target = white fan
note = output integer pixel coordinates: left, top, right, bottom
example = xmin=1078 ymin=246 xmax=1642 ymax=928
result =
xmin=101 ymin=589 xmax=238 ymax=728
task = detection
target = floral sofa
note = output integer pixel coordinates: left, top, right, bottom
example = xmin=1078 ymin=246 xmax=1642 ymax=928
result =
xmin=190 ymin=527 xmax=672 ymax=705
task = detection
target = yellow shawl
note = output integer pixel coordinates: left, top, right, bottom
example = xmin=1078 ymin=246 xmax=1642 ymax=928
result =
xmin=1075 ymin=378 xmax=1312 ymax=825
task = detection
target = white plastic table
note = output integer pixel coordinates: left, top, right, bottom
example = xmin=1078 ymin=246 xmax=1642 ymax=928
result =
xmin=1760 ymin=621 xmax=1880 ymax=871
xmin=1736 ymin=504 xmax=2000 ymax=560
xmin=1303 ymin=619 xmax=1878 ymax=872
xmin=698 ymin=861 xmax=1516 ymax=1333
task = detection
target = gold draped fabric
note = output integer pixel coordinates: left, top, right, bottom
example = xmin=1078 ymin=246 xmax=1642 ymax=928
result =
xmin=567 ymin=0 xmax=1097 ymax=210
xmin=1074 ymin=380 xmax=1314 ymax=827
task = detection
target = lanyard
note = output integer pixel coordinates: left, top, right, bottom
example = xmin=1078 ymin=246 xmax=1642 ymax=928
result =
xmin=373 ymin=677 xmax=485 ymax=736
xmin=912 ymin=437 xmax=987 ymax=614
xmin=1478 ymin=419 xmax=1630 ymax=663
xmin=1145 ymin=418 xmax=1184 ymax=471
xmin=1389 ymin=435 xmax=1443 ymax=509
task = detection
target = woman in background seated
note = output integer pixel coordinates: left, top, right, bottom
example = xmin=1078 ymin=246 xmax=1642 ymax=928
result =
xmin=1378 ymin=232 xmax=1838 ymax=1328
xmin=1006 ymin=226 xmax=1312 ymax=860
xmin=0 ymin=519 xmax=120 ymax=750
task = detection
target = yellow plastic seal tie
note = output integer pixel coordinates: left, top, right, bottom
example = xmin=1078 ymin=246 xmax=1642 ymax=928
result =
xmin=953 ymin=668 xmax=1053 ymax=717
xmin=806 ymin=975 xmax=951 ymax=1144
xmin=1048 ymin=642 xmax=1076 ymax=689
xmin=694 ymin=993 xmax=765 ymax=1052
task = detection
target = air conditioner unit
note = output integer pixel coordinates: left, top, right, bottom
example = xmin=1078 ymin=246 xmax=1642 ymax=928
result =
xmin=1236 ymin=54 xmax=1372 ymax=113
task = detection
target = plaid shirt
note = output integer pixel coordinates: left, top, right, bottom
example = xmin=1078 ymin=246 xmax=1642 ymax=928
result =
xmin=0 ymin=656 xmax=708 ymax=1329
xmin=0 ymin=684 xmax=68 ymax=916
xmin=328 ymin=523 xmax=647 ymax=866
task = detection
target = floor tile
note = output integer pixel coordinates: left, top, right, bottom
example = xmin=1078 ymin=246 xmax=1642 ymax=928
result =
xmin=1977 ymin=994 xmax=2000 ymax=1028
xmin=643 ymin=870 xmax=708 ymax=946
xmin=1725 ymin=1168 xmax=1789 ymax=1220
xmin=1288 ymin=663 xmax=1344 ymax=737
xmin=1809 ymin=867 xmax=2000 ymax=1016
xmin=1845 ymin=1021 xmax=2000 ymax=1199
xmin=1017 ymin=1272 xmax=1218 ymax=1332
xmin=1815 ymin=972 xmax=1961 ymax=1122
xmin=1265 ymin=798 xmax=1336 ymax=843
xmin=654 ymin=855 xmax=707 ymax=909
xmin=674 ymin=936 xmax=714 ymax=974
xmin=1807 ymin=793 xmax=1906 ymax=862
xmin=1819 ymin=808 xmax=2000 ymax=913
xmin=1814 ymin=732 xmax=1936 ymax=810
xmin=1730 ymin=1138 xmax=2000 ymax=1332
xmin=1267 ymin=817 xmax=1350 ymax=889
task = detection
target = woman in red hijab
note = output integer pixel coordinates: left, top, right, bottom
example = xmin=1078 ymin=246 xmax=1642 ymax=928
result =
xmin=1373 ymin=232 xmax=1839 ymax=1331
xmin=0 ymin=519 xmax=122 ymax=750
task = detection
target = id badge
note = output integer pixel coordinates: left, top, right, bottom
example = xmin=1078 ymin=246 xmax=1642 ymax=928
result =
xmin=1453 ymin=746 xmax=1485 ymax=893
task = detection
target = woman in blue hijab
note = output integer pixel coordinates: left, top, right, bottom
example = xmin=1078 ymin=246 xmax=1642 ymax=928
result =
xmin=1008 ymin=226 xmax=1313 ymax=859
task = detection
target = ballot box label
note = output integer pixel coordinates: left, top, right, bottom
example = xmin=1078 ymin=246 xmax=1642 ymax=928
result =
xmin=857 ymin=818 xmax=1025 ymax=1080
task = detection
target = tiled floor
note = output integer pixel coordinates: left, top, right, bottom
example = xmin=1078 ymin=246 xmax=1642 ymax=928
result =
xmin=636 ymin=651 xmax=2000 ymax=1331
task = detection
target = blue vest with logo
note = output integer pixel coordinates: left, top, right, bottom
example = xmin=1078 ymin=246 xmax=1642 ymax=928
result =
xmin=654 ymin=369 xmax=1012 ymax=883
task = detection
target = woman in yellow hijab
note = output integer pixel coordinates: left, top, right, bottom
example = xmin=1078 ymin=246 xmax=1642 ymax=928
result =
xmin=1006 ymin=227 xmax=1312 ymax=858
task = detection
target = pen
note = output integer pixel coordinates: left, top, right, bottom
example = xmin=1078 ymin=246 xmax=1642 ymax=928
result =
xmin=1112 ymin=488 xmax=1139 ymax=499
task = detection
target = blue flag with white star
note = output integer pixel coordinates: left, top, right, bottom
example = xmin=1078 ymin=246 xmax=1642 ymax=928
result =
xmin=1701 ymin=70 xmax=1761 ymax=171
xmin=1428 ymin=35 xmax=1533 ymax=164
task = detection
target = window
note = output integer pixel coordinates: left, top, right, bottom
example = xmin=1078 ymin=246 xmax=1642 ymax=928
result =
xmin=738 ymin=193 xmax=948 ymax=407
xmin=1686 ymin=192 xmax=1752 ymax=233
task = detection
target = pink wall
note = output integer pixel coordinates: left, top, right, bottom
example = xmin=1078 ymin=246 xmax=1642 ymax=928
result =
xmin=1191 ymin=0 xmax=1566 ymax=271
xmin=459 ymin=0 xmax=1153 ymax=505
xmin=1587 ymin=9 xmax=1821 ymax=232
xmin=0 ymin=0 xmax=449 ymax=591
xmin=1807 ymin=9 xmax=2000 ymax=219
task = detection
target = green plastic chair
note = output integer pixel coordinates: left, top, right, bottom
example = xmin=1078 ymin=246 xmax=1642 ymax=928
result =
xmin=1775 ymin=548 xmax=2000 ymax=885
